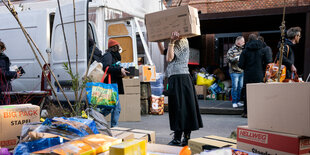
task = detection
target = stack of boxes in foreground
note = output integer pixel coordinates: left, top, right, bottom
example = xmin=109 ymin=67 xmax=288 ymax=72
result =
xmin=237 ymin=83 xmax=310 ymax=155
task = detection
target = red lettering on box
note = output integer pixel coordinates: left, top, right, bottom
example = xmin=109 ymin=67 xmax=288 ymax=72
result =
xmin=239 ymin=129 xmax=268 ymax=144
xmin=0 ymin=139 xmax=17 ymax=147
xmin=3 ymin=112 xmax=17 ymax=118
xmin=300 ymin=139 xmax=310 ymax=150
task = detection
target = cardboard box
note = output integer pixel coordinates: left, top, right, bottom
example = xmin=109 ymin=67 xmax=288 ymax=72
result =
xmin=111 ymin=127 xmax=156 ymax=143
xmin=0 ymin=104 xmax=40 ymax=149
xmin=237 ymin=126 xmax=310 ymax=155
xmin=139 ymin=65 xmax=156 ymax=82
xmin=195 ymin=85 xmax=207 ymax=99
xmin=105 ymin=94 xmax=141 ymax=122
xmin=247 ymin=83 xmax=310 ymax=136
xmin=147 ymin=143 xmax=182 ymax=154
xmin=145 ymin=5 xmax=201 ymax=42
xmin=109 ymin=139 xmax=146 ymax=155
xmin=111 ymin=130 xmax=135 ymax=142
xmin=122 ymin=78 xmax=140 ymax=95
xmin=189 ymin=135 xmax=237 ymax=154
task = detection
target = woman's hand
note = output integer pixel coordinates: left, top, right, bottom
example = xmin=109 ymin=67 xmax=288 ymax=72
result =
xmin=121 ymin=68 xmax=129 ymax=77
xmin=16 ymin=71 xmax=21 ymax=78
xmin=170 ymin=31 xmax=180 ymax=44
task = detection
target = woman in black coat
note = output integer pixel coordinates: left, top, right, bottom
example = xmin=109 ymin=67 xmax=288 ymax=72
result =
xmin=0 ymin=41 xmax=20 ymax=104
xmin=238 ymin=34 xmax=271 ymax=117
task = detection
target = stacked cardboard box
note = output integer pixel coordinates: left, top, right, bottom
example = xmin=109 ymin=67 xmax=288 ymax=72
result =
xmin=105 ymin=78 xmax=141 ymax=122
xmin=237 ymin=83 xmax=310 ymax=154
xmin=140 ymin=82 xmax=152 ymax=115
xmin=0 ymin=104 xmax=40 ymax=149
xmin=195 ymin=85 xmax=207 ymax=100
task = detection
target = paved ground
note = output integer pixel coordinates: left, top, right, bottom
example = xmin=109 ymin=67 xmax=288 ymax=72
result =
xmin=119 ymin=113 xmax=248 ymax=144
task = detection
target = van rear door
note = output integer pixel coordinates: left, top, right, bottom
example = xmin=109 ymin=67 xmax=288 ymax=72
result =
xmin=51 ymin=0 xmax=88 ymax=101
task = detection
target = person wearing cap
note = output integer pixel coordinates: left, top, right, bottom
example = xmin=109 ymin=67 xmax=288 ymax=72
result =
xmin=100 ymin=39 xmax=128 ymax=127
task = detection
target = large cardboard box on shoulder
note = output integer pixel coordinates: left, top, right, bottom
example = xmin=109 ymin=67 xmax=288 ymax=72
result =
xmin=105 ymin=94 xmax=141 ymax=122
xmin=0 ymin=104 xmax=40 ymax=149
xmin=237 ymin=126 xmax=310 ymax=155
xmin=247 ymin=82 xmax=310 ymax=136
xmin=145 ymin=5 xmax=200 ymax=42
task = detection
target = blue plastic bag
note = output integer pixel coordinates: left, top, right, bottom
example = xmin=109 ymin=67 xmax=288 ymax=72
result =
xmin=208 ymin=83 xmax=222 ymax=94
xmin=42 ymin=117 xmax=99 ymax=137
xmin=14 ymin=137 xmax=69 ymax=155
xmin=86 ymin=82 xmax=119 ymax=108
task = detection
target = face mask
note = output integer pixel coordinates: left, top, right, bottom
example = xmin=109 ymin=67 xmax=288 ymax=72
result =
xmin=119 ymin=46 xmax=123 ymax=54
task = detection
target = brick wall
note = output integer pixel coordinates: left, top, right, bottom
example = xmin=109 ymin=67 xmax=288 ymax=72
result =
xmin=165 ymin=0 xmax=310 ymax=13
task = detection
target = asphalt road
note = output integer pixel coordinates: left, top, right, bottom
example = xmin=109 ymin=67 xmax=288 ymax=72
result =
xmin=118 ymin=113 xmax=248 ymax=144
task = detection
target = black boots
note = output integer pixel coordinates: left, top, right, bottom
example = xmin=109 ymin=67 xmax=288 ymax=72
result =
xmin=168 ymin=131 xmax=182 ymax=146
xmin=168 ymin=131 xmax=191 ymax=146
xmin=181 ymin=131 xmax=191 ymax=146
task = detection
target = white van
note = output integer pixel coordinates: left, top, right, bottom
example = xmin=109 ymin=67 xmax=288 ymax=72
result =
xmin=0 ymin=0 xmax=161 ymax=102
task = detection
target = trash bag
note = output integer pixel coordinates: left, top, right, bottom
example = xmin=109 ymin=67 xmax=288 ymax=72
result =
xmin=196 ymin=73 xmax=215 ymax=87
xmin=14 ymin=137 xmax=69 ymax=155
xmin=85 ymin=108 xmax=112 ymax=136
xmin=208 ymin=83 xmax=222 ymax=95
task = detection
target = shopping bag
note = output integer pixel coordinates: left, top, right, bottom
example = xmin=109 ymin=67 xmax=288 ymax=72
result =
xmin=85 ymin=61 xmax=105 ymax=82
xmin=196 ymin=73 xmax=215 ymax=87
xmin=264 ymin=62 xmax=286 ymax=82
xmin=86 ymin=67 xmax=119 ymax=108
xmin=264 ymin=45 xmax=289 ymax=82
xmin=283 ymin=72 xmax=303 ymax=83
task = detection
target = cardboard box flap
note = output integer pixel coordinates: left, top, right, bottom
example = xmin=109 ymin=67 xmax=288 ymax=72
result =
xmin=189 ymin=135 xmax=237 ymax=154
xmin=111 ymin=127 xmax=155 ymax=143
xmin=147 ymin=143 xmax=182 ymax=154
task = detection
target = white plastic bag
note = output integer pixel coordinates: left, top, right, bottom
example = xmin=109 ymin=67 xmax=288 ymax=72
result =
xmin=85 ymin=61 xmax=104 ymax=82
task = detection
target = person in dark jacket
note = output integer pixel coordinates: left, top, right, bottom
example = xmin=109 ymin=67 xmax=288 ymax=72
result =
xmin=100 ymin=39 xmax=128 ymax=127
xmin=0 ymin=40 xmax=21 ymax=104
xmin=258 ymin=36 xmax=273 ymax=77
xmin=276 ymin=27 xmax=301 ymax=79
xmin=238 ymin=34 xmax=270 ymax=118
xmin=88 ymin=39 xmax=104 ymax=64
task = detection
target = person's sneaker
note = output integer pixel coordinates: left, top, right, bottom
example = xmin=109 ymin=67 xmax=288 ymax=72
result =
xmin=232 ymin=103 xmax=238 ymax=108
xmin=237 ymin=102 xmax=244 ymax=107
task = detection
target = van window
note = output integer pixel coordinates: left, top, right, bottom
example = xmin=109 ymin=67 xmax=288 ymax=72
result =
xmin=52 ymin=22 xmax=87 ymax=62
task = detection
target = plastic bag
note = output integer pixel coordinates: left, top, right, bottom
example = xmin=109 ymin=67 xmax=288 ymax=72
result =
xmin=32 ymin=134 xmax=122 ymax=155
xmin=85 ymin=108 xmax=112 ymax=136
xmin=149 ymin=95 xmax=164 ymax=115
xmin=208 ymin=83 xmax=222 ymax=95
xmin=86 ymin=82 xmax=119 ymax=108
xmin=41 ymin=117 xmax=99 ymax=137
xmin=14 ymin=137 xmax=69 ymax=155
xmin=86 ymin=61 xmax=105 ymax=82
xmin=196 ymin=73 xmax=215 ymax=87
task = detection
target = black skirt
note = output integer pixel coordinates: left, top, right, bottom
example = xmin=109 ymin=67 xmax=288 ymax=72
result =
xmin=167 ymin=74 xmax=203 ymax=131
